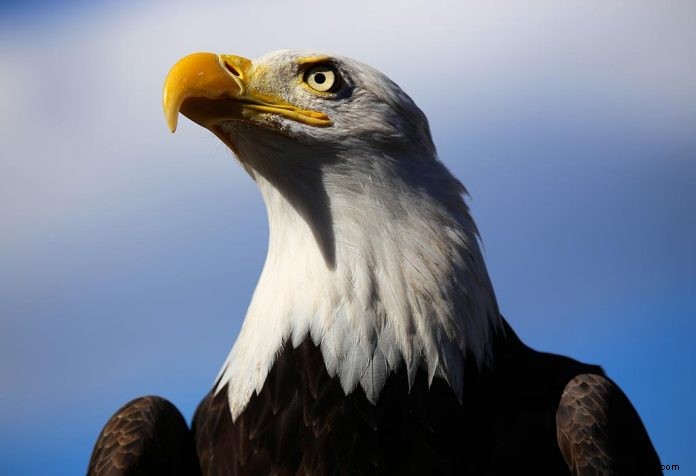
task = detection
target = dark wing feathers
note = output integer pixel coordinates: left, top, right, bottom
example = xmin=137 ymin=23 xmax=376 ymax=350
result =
xmin=88 ymin=396 xmax=199 ymax=476
xmin=89 ymin=335 xmax=661 ymax=475
xmin=556 ymin=373 xmax=662 ymax=475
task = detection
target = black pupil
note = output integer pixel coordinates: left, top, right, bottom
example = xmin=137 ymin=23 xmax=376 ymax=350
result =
xmin=314 ymin=73 xmax=326 ymax=84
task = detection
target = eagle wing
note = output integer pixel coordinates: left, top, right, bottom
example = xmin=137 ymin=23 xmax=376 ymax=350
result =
xmin=556 ymin=373 xmax=662 ymax=475
xmin=88 ymin=395 xmax=199 ymax=475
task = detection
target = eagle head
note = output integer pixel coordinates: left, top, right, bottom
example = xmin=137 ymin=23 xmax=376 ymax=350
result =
xmin=163 ymin=50 xmax=501 ymax=419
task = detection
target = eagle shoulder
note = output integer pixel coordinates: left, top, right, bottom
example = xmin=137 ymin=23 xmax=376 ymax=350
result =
xmin=87 ymin=395 xmax=199 ymax=475
xmin=555 ymin=373 xmax=662 ymax=475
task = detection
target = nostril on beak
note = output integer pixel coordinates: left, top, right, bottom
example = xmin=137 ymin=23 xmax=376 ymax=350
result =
xmin=223 ymin=61 xmax=241 ymax=77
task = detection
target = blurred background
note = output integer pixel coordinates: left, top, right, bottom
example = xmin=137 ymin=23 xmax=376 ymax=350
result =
xmin=1 ymin=0 xmax=694 ymax=474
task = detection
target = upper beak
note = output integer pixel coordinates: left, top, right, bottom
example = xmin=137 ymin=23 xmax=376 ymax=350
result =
xmin=163 ymin=52 xmax=250 ymax=133
xmin=163 ymin=52 xmax=331 ymax=134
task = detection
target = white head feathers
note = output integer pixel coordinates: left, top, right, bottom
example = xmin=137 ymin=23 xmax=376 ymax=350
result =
xmin=211 ymin=50 xmax=502 ymax=419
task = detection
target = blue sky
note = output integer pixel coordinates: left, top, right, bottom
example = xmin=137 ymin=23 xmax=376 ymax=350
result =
xmin=1 ymin=1 xmax=694 ymax=474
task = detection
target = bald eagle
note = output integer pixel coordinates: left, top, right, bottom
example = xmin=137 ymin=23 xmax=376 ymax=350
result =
xmin=88 ymin=50 xmax=661 ymax=475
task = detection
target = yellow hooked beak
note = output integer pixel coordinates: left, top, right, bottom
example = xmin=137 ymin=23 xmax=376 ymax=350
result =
xmin=163 ymin=52 xmax=331 ymax=133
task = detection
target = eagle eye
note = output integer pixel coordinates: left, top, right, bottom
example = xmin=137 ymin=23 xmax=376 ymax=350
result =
xmin=304 ymin=64 xmax=339 ymax=93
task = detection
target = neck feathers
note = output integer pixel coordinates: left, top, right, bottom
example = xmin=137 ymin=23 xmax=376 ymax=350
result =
xmin=216 ymin=130 xmax=501 ymax=419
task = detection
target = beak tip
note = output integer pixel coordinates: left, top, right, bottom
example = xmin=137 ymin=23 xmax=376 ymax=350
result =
xmin=166 ymin=114 xmax=178 ymax=133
